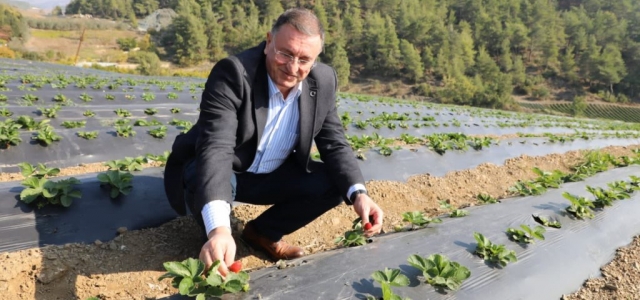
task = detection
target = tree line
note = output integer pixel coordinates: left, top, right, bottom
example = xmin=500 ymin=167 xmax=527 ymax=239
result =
xmin=51 ymin=0 xmax=640 ymax=107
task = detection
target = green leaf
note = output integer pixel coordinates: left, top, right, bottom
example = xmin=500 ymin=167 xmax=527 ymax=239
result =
xmin=195 ymin=294 xmax=206 ymax=300
xmin=223 ymin=279 xmax=243 ymax=293
xmin=163 ymin=261 xmax=192 ymax=278
xmin=60 ymin=195 xmax=73 ymax=207
xmin=206 ymin=274 xmax=223 ymax=287
xmin=184 ymin=258 xmax=204 ymax=277
xmin=68 ymin=190 xmax=82 ymax=199
xmin=157 ymin=272 xmax=176 ymax=281
xmin=20 ymin=188 xmax=41 ymax=203
xmin=178 ymin=277 xmax=194 ymax=295
xmin=110 ymin=187 xmax=120 ymax=199
xmin=97 ymin=173 xmax=109 ymax=183
xmin=205 ymin=286 xmax=224 ymax=297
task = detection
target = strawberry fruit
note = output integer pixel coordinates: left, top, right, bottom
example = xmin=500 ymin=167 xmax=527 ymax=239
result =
xmin=229 ymin=260 xmax=242 ymax=273
xmin=363 ymin=222 xmax=373 ymax=230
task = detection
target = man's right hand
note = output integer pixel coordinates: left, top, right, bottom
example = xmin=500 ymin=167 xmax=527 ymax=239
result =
xmin=200 ymin=226 xmax=236 ymax=277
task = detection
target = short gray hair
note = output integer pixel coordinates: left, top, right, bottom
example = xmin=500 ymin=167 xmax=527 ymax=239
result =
xmin=271 ymin=8 xmax=325 ymax=49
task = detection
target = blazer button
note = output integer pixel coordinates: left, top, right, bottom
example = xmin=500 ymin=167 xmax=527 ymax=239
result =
xmin=310 ymin=91 xmax=316 ymax=97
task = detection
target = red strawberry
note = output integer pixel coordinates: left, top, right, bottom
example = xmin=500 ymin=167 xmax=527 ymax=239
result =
xmin=229 ymin=260 xmax=242 ymax=273
xmin=363 ymin=223 xmax=373 ymax=230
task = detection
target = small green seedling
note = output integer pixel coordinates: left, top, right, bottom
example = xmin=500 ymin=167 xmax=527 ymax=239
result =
xmin=18 ymin=162 xmax=60 ymax=178
xmin=114 ymin=108 xmax=132 ymax=117
xmin=135 ymin=119 xmax=163 ymax=126
xmin=334 ymin=218 xmax=369 ymax=247
xmin=449 ymin=209 xmax=469 ymax=218
xmin=115 ymin=125 xmax=136 ymax=137
xmin=32 ymin=126 xmax=62 ymax=145
xmin=149 ymin=126 xmax=167 ymax=139
xmin=83 ymin=110 xmax=95 ymax=117
xmin=476 ymin=193 xmax=498 ymax=204
xmin=158 ymin=258 xmax=250 ymax=298
xmin=0 ymin=119 xmax=22 ymax=148
xmin=144 ymin=108 xmax=158 ymax=115
xmin=20 ymin=177 xmax=82 ymax=208
xmin=0 ymin=107 xmax=12 ymax=117
xmin=146 ymin=151 xmax=170 ymax=166
xmin=473 ymin=232 xmax=517 ymax=267
xmin=407 ymin=254 xmax=470 ymax=291
xmin=563 ymin=192 xmax=595 ymax=219
xmin=142 ymin=92 xmax=155 ymax=101
xmin=97 ymin=170 xmax=134 ymax=199
xmin=366 ymin=268 xmax=410 ymax=300
xmin=438 ymin=200 xmax=452 ymax=211
xmin=77 ymin=131 xmax=99 ymax=140
xmin=40 ymin=105 xmax=61 ymax=118
xmin=532 ymin=215 xmax=561 ymax=228
xmin=509 ymin=181 xmax=546 ymax=196
xmin=79 ymin=93 xmax=93 ymax=102
xmin=401 ymin=211 xmax=442 ymax=230
xmin=506 ymin=224 xmax=546 ymax=244
xmin=170 ymin=107 xmax=181 ymax=114
xmin=61 ymin=120 xmax=86 ymax=129
xmin=104 ymin=156 xmax=147 ymax=172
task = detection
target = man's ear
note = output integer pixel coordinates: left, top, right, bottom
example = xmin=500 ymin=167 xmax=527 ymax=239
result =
xmin=264 ymin=32 xmax=272 ymax=55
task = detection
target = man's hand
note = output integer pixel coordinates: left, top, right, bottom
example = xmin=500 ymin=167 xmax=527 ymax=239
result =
xmin=200 ymin=226 xmax=236 ymax=277
xmin=353 ymin=194 xmax=384 ymax=237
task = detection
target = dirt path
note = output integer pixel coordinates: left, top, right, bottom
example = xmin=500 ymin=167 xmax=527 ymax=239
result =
xmin=0 ymin=145 xmax=638 ymax=299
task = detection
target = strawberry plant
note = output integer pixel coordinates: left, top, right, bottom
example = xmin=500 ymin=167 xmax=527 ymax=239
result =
xmin=16 ymin=116 xmax=49 ymax=130
xmin=167 ymin=92 xmax=178 ymax=100
xmin=83 ymin=110 xmax=95 ymax=117
xmin=146 ymin=151 xmax=171 ymax=166
xmin=476 ymin=193 xmax=498 ymax=204
xmin=32 ymin=126 xmax=62 ymax=145
xmin=365 ymin=268 xmax=410 ymax=300
xmin=77 ymin=131 xmax=98 ymax=140
xmin=104 ymin=156 xmax=147 ymax=171
xmin=22 ymin=94 xmax=39 ymax=102
xmin=0 ymin=119 xmax=21 ymax=148
xmin=449 ymin=209 xmax=469 ymax=218
xmin=142 ymin=92 xmax=155 ymax=102
xmin=169 ymin=119 xmax=193 ymax=133
xmin=135 ymin=119 xmax=163 ymax=126
xmin=170 ymin=107 xmax=181 ymax=114
xmin=97 ymin=170 xmax=134 ymax=198
xmin=115 ymin=125 xmax=135 ymax=137
xmin=531 ymin=167 xmax=566 ymax=188
xmin=41 ymin=105 xmax=61 ymax=118
xmin=158 ymin=258 xmax=250 ymax=298
xmin=144 ymin=108 xmax=158 ymax=115
xmin=438 ymin=200 xmax=452 ymax=211
xmin=402 ymin=211 xmax=442 ymax=230
xmin=52 ymin=93 xmax=68 ymax=103
xmin=105 ymin=94 xmax=116 ymax=101
xmin=629 ymin=175 xmax=640 ymax=190
xmin=378 ymin=146 xmax=393 ymax=156
xmin=0 ymin=107 xmax=12 ymax=117
xmin=607 ymin=181 xmax=635 ymax=194
xmin=113 ymin=119 xmax=131 ymax=126
xmin=18 ymin=162 xmax=60 ymax=178
xmin=563 ymin=192 xmax=595 ymax=219
xmin=20 ymin=177 xmax=82 ymax=208
xmin=149 ymin=126 xmax=167 ymax=139
xmin=334 ymin=218 xmax=369 ymax=247
xmin=79 ymin=93 xmax=93 ymax=102
xmin=509 ymin=180 xmax=546 ymax=196
xmin=114 ymin=108 xmax=132 ymax=117
xmin=407 ymin=254 xmax=470 ymax=291
xmin=469 ymin=137 xmax=493 ymax=150
xmin=532 ymin=215 xmax=561 ymax=228
xmin=61 ymin=120 xmax=86 ymax=129
xmin=0 ymin=94 xmax=7 ymax=101
xmin=473 ymin=232 xmax=517 ymax=267
xmin=506 ymin=225 xmax=546 ymax=244
xmin=124 ymin=94 xmax=136 ymax=100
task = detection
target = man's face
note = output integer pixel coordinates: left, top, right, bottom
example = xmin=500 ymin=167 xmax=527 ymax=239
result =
xmin=264 ymin=24 xmax=322 ymax=96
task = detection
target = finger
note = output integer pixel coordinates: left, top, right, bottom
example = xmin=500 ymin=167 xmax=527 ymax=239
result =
xmin=224 ymin=242 xmax=237 ymax=267
xmin=213 ymin=247 xmax=229 ymax=277
xmin=200 ymin=248 xmax=213 ymax=270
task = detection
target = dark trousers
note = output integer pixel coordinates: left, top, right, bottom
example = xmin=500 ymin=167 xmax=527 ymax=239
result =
xmin=182 ymin=156 xmax=343 ymax=241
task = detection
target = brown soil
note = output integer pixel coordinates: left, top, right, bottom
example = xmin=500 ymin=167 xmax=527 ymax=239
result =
xmin=563 ymin=235 xmax=640 ymax=299
xmin=0 ymin=145 xmax=639 ymax=299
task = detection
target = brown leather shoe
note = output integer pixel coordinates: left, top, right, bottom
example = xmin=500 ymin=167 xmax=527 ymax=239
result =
xmin=241 ymin=222 xmax=305 ymax=260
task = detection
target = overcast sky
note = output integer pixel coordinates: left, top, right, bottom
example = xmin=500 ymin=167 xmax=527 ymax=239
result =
xmin=22 ymin=0 xmax=70 ymax=9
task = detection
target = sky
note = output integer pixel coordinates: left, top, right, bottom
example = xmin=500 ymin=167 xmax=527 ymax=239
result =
xmin=22 ymin=0 xmax=69 ymax=9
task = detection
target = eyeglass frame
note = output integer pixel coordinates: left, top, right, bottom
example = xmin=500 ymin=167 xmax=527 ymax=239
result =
xmin=270 ymin=36 xmax=318 ymax=70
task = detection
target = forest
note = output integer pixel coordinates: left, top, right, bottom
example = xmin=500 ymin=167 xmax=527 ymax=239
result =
xmin=28 ymin=1 xmax=640 ymax=107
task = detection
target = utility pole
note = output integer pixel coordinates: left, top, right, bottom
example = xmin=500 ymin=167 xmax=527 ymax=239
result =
xmin=73 ymin=28 xmax=86 ymax=66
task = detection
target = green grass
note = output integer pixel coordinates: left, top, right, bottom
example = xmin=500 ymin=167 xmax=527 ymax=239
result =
xmin=519 ymin=102 xmax=640 ymax=123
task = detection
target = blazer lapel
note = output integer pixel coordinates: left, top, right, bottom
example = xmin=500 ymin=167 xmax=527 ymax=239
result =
xmin=298 ymin=77 xmax=318 ymax=163
xmin=253 ymin=62 xmax=269 ymax=144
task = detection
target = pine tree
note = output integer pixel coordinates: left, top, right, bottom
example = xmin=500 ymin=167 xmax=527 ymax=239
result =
xmin=597 ymin=44 xmax=627 ymax=93
xmin=399 ymin=39 xmax=424 ymax=82
xmin=327 ymin=41 xmax=351 ymax=88
xmin=560 ymin=45 xmax=579 ymax=84
xmin=173 ymin=12 xmax=207 ymax=66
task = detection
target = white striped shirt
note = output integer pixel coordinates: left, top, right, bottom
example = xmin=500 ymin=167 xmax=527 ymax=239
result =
xmin=201 ymin=76 xmax=365 ymax=236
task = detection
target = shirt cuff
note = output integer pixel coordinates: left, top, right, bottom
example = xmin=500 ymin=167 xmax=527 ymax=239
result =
xmin=201 ymin=200 xmax=231 ymax=237
xmin=347 ymin=183 xmax=367 ymax=202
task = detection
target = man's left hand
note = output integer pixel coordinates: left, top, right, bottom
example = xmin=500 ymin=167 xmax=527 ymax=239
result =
xmin=353 ymin=194 xmax=384 ymax=237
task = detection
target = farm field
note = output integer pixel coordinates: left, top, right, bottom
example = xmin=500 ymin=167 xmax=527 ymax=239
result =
xmin=519 ymin=101 xmax=640 ymax=123
xmin=1 ymin=59 xmax=640 ymax=299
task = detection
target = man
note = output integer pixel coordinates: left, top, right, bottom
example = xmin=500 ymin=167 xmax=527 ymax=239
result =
xmin=163 ymin=8 xmax=384 ymax=276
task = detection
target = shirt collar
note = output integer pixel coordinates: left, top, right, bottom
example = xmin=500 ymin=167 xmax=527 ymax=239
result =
xmin=267 ymin=74 xmax=302 ymax=102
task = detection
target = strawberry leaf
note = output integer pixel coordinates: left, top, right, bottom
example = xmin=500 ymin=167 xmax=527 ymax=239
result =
xmin=178 ymin=277 xmax=194 ymax=295
xmin=163 ymin=261 xmax=192 ymax=278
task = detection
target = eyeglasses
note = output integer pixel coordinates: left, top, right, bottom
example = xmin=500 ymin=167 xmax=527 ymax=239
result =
xmin=272 ymin=41 xmax=317 ymax=69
